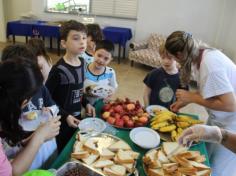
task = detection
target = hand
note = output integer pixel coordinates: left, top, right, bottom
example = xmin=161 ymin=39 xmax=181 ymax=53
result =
xmin=176 ymin=89 xmax=196 ymax=104
xmin=66 ymin=115 xmax=80 ymax=128
xmin=178 ymin=124 xmax=223 ymax=147
xmin=170 ymin=100 xmax=187 ymax=112
xmin=86 ymin=104 xmax=96 ymax=117
xmin=34 ymin=116 xmax=61 ymax=143
xmin=103 ymin=95 xmax=112 ymax=104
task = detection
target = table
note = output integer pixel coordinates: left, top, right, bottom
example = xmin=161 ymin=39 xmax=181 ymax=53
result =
xmin=7 ymin=20 xmax=61 ymax=55
xmin=103 ymin=27 xmax=132 ymax=63
xmin=50 ymin=102 xmax=210 ymax=175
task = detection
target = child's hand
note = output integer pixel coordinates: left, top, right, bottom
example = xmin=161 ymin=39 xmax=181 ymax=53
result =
xmin=86 ymin=104 xmax=96 ymax=117
xmin=66 ymin=115 xmax=80 ymax=128
xmin=34 ymin=116 xmax=61 ymax=143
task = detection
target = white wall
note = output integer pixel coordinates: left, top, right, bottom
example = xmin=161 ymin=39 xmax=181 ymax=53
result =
xmin=0 ymin=0 xmax=6 ymax=42
xmin=3 ymin=0 xmax=236 ymax=60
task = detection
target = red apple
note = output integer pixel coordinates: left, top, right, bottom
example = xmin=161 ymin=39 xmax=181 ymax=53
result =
xmin=138 ymin=116 xmax=149 ymax=124
xmin=115 ymin=118 xmax=124 ymax=127
xmin=122 ymin=115 xmax=130 ymax=123
xmin=114 ymin=113 xmax=121 ymax=120
xmin=126 ymin=120 xmax=134 ymax=128
xmin=107 ymin=117 xmax=116 ymax=125
xmin=102 ymin=111 xmax=110 ymax=119
xmin=114 ymin=105 xmax=123 ymax=113
xmin=134 ymin=122 xmax=144 ymax=127
xmin=109 ymin=108 xmax=114 ymax=113
xmin=102 ymin=104 xmax=111 ymax=111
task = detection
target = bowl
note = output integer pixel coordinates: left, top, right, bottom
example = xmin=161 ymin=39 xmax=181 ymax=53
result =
xmin=78 ymin=118 xmax=106 ymax=134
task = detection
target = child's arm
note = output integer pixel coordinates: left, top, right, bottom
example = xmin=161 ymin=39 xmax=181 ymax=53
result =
xmin=11 ymin=117 xmax=60 ymax=176
xmin=143 ymin=84 xmax=151 ymax=107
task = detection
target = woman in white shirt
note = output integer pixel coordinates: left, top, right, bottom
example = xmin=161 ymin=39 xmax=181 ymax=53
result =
xmin=165 ymin=31 xmax=236 ymax=176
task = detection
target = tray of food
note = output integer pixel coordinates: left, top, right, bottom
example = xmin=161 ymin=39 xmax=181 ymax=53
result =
xmin=150 ymin=110 xmax=204 ymax=142
xmin=70 ymin=132 xmax=139 ymax=176
xmin=101 ymin=98 xmax=149 ymax=129
xmin=142 ymin=142 xmax=211 ymax=176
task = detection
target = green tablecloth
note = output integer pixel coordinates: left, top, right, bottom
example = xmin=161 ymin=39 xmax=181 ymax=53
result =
xmin=50 ymin=101 xmax=210 ymax=175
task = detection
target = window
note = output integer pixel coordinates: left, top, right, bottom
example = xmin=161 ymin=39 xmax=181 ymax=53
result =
xmin=46 ymin=0 xmax=138 ymax=19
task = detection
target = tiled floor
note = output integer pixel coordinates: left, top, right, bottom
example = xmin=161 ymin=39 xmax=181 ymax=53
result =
xmin=0 ymin=41 xmax=208 ymax=121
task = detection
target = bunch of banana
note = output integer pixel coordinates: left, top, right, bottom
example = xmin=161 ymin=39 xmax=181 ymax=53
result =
xmin=151 ymin=110 xmax=204 ymax=142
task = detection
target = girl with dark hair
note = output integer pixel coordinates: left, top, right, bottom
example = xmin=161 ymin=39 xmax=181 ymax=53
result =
xmin=165 ymin=31 xmax=236 ymax=176
xmin=0 ymin=57 xmax=60 ymax=176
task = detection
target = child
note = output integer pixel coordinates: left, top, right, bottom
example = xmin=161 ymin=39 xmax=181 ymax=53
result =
xmin=0 ymin=57 xmax=60 ymax=175
xmin=27 ymin=38 xmax=52 ymax=83
xmin=84 ymin=40 xmax=118 ymax=105
xmin=143 ymin=43 xmax=180 ymax=109
xmin=81 ymin=23 xmax=103 ymax=64
xmin=1 ymin=44 xmax=59 ymax=169
xmin=45 ymin=20 xmax=95 ymax=152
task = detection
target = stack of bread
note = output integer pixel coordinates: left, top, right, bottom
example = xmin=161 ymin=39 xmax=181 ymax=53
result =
xmin=143 ymin=142 xmax=211 ymax=176
xmin=71 ymin=133 xmax=139 ymax=176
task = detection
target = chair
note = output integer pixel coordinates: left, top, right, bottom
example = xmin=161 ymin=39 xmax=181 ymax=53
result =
xmin=128 ymin=33 xmax=165 ymax=67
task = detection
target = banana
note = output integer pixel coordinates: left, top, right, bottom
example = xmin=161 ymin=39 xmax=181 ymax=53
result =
xmin=177 ymin=127 xmax=183 ymax=134
xmin=176 ymin=115 xmax=204 ymax=124
xmin=176 ymin=121 xmax=191 ymax=128
xmin=171 ymin=130 xmax=177 ymax=141
xmin=159 ymin=124 xmax=176 ymax=132
xmin=151 ymin=121 xmax=169 ymax=130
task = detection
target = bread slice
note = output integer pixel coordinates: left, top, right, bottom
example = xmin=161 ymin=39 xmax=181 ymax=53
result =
xmin=177 ymin=151 xmax=200 ymax=159
xmin=143 ymin=150 xmax=161 ymax=169
xmin=196 ymin=170 xmax=211 ymax=176
xmin=83 ymin=138 xmax=98 ymax=154
xmin=73 ymin=141 xmax=84 ymax=152
xmin=178 ymin=167 xmax=197 ymax=175
xmin=103 ymin=167 xmax=124 ymax=176
xmin=174 ymin=156 xmax=192 ymax=168
xmin=162 ymin=163 xmax=178 ymax=173
xmin=157 ymin=150 xmax=169 ymax=163
xmin=110 ymin=164 xmax=126 ymax=176
xmin=117 ymin=149 xmax=134 ymax=164
xmin=93 ymin=160 xmax=114 ymax=168
xmin=163 ymin=142 xmax=187 ymax=156
xmin=148 ymin=168 xmax=164 ymax=176
xmin=121 ymin=163 xmax=134 ymax=173
xmin=71 ymin=151 xmax=89 ymax=159
xmin=124 ymin=150 xmax=139 ymax=159
xmin=100 ymin=148 xmax=115 ymax=160
xmin=189 ymin=161 xmax=210 ymax=170
xmin=108 ymin=140 xmax=131 ymax=151
xmin=81 ymin=154 xmax=99 ymax=165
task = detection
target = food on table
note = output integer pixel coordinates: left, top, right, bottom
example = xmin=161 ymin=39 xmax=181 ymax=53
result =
xmin=71 ymin=132 xmax=139 ymax=176
xmin=150 ymin=110 xmax=204 ymax=141
xmin=102 ymin=98 xmax=149 ymax=128
xmin=143 ymin=142 xmax=211 ymax=176
xmin=25 ymin=111 xmax=38 ymax=120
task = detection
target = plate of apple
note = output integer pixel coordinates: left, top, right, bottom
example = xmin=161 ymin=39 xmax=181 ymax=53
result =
xmin=101 ymin=98 xmax=149 ymax=129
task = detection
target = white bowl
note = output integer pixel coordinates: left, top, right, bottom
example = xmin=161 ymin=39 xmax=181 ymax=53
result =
xmin=130 ymin=127 xmax=160 ymax=149
xmin=146 ymin=105 xmax=167 ymax=116
xmin=78 ymin=118 xmax=106 ymax=134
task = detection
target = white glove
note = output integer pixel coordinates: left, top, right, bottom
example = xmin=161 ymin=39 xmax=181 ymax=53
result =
xmin=178 ymin=124 xmax=223 ymax=147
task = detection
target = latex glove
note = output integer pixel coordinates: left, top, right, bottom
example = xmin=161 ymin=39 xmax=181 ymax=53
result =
xmin=66 ymin=115 xmax=80 ymax=128
xmin=178 ymin=124 xmax=223 ymax=147
xmin=86 ymin=104 xmax=96 ymax=117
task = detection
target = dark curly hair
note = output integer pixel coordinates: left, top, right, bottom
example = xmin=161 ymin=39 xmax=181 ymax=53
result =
xmin=86 ymin=23 xmax=103 ymax=43
xmin=60 ymin=20 xmax=87 ymax=40
xmin=1 ymin=44 xmax=37 ymax=64
xmin=0 ymin=57 xmax=43 ymax=145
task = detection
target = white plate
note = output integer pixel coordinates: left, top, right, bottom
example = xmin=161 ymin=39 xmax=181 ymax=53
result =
xmin=19 ymin=110 xmax=51 ymax=131
xmin=146 ymin=105 xmax=168 ymax=116
xmin=130 ymin=127 xmax=160 ymax=149
xmin=78 ymin=118 xmax=106 ymax=134
xmin=90 ymin=85 xmax=114 ymax=98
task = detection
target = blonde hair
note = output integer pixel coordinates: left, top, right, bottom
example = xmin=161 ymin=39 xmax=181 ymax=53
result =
xmin=165 ymin=31 xmax=213 ymax=86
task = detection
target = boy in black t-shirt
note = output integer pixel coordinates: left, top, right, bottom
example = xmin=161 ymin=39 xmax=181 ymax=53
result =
xmin=46 ymin=20 xmax=95 ymax=152
xmin=143 ymin=43 xmax=180 ymax=109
